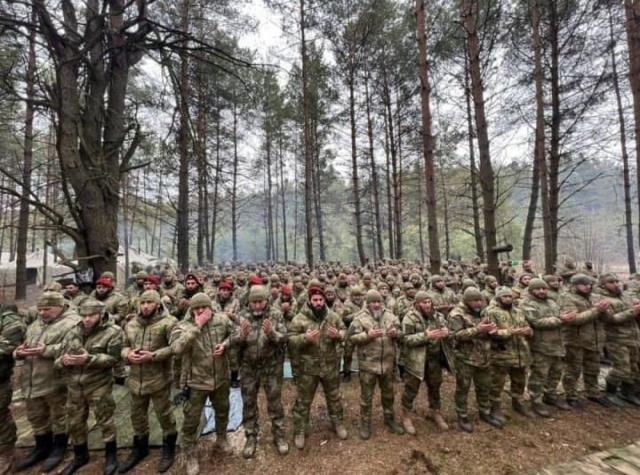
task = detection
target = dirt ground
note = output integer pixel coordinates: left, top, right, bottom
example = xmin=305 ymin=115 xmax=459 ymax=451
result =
xmin=15 ymin=374 xmax=640 ymax=475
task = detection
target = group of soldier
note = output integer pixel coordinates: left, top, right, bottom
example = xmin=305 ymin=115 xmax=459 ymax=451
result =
xmin=1 ymin=257 xmax=639 ymax=475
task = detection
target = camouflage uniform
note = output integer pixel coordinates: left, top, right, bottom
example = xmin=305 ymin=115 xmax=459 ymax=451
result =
xmin=122 ymin=303 xmax=178 ymax=437
xmin=340 ymin=289 xmax=364 ymax=377
xmin=0 ymin=306 xmax=25 ymax=448
xmin=234 ymin=299 xmax=288 ymax=442
xmin=447 ymin=300 xmax=492 ymax=418
xmin=349 ymin=302 xmax=402 ymax=427
xmin=55 ymin=306 xmax=123 ymax=445
xmin=559 ymin=284 xmax=608 ymax=401
xmin=426 ymin=279 xmax=458 ymax=317
xmin=170 ymin=294 xmax=234 ymax=449
xmin=19 ymin=304 xmax=81 ymax=436
xmin=288 ymin=302 xmax=346 ymax=437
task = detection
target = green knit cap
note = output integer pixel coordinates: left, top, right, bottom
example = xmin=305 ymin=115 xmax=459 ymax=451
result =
xmin=570 ymin=274 xmax=593 ymax=286
xmin=139 ymin=290 xmax=161 ymax=304
xmin=189 ymin=292 xmax=212 ymax=310
xmin=462 ymin=287 xmax=483 ymax=303
xmin=37 ymin=291 xmax=65 ymax=308
xmin=249 ymin=285 xmax=269 ymax=302
xmin=366 ymin=289 xmax=383 ymax=304
xmin=495 ymin=286 xmax=513 ymax=299
xmin=79 ymin=299 xmax=106 ymax=316
xmin=528 ymin=278 xmax=549 ymax=291
xmin=414 ymin=291 xmax=432 ymax=303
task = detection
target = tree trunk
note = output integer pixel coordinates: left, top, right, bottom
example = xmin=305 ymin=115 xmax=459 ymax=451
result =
xmin=312 ymin=122 xmax=326 ymax=262
xmin=232 ymin=99 xmax=239 ymax=262
xmin=416 ymin=0 xmax=441 ymax=273
xmin=210 ymin=101 xmax=221 ymax=263
xmin=548 ymin=0 xmax=561 ymax=268
xmin=265 ymin=122 xmax=274 ymax=261
xmin=348 ymin=63 xmax=366 ymax=265
xmin=300 ymin=0 xmax=314 ymax=267
xmin=613 ymin=3 xmax=636 ymax=273
xmin=395 ymin=88 xmax=403 ymax=260
xmin=176 ymin=0 xmax=191 ymax=272
xmin=462 ymin=0 xmax=499 ymax=277
xmin=279 ymin=134 xmax=288 ymax=262
xmin=624 ymin=1 xmax=640 ymax=254
xmin=364 ymin=66 xmax=384 ymax=261
xmin=15 ymin=3 xmax=37 ymax=299
xmin=464 ymin=47 xmax=484 ymax=260
xmin=383 ymin=103 xmax=395 ymax=259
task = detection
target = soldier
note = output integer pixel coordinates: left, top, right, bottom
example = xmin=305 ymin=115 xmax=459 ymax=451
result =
xmin=92 ymin=276 xmax=129 ymax=324
xmin=174 ymin=273 xmax=204 ymax=320
xmin=559 ymin=274 xmax=611 ymax=408
xmin=542 ymin=274 xmax=563 ymax=302
xmin=160 ymin=269 xmax=185 ymax=310
xmin=120 ymin=290 xmax=178 ymax=473
xmin=335 ymin=273 xmax=351 ymax=303
xmin=171 ymin=293 xmax=235 ymax=475
xmin=288 ymin=285 xmax=348 ymax=449
xmin=594 ymin=273 xmax=640 ymax=406
xmin=324 ymin=285 xmax=343 ymax=314
xmin=427 ymin=275 xmax=458 ymax=317
xmin=14 ymin=291 xmax=81 ymax=472
xmin=448 ymin=287 xmax=502 ymax=432
xmin=0 ymin=303 xmax=25 ymax=474
xmin=512 ymin=273 xmax=532 ymax=305
xmin=55 ymin=300 xmax=123 ymax=475
xmin=401 ymin=292 xmax=451 ymax=435
xmin=394 ymin=282 xmax=417 ymax=322
xmin=521 ymin=278 xmax=570 ymax=417
xmin=486 ymin=287 xmax=534 ymax=424
xmin=234 ymin=285 xmax=288 ymax=459
xmin=126 ymin=271 xmax=147 ymax=298
xmin=340 ymin=285 xmax=365 ymax=381
xmin=482 ymin=275 xmax=498 ymax=305
xmin=63 ymin=281 xmax=88 ymax=307
xmin=378 ymin=282 xmax=395 ymax=310
xmin=349 ymin=289 xmax=404 ymax=439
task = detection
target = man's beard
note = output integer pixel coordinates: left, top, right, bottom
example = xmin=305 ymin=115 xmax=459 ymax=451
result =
xmin=141 ymin=307 xmax=156 ymax=318
xmin=372 ymin=308 xmax=383 ymax=319
xmin=252 ymin=309 xmax=265 ymax=318
xmin=500 ymin=302 xmax=513 ymax=310
xmin=326 ymin=298 xmax=335 ymax=306
xmin=413 ymin=282 xmax=421 ymax=289
xmin=338 ymin=282 xmax=348 ymax=288
xmin=311 ymin=305 xmax=327 ymax=320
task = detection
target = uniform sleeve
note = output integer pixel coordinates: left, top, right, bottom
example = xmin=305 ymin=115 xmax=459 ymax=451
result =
xmin=152 ymin=317 xmax=177 ymax=361
xmin=349 ymin=315 xmax=369 ymax=346
xmin=287 ymin=314 xmax=308 ymax=349
xmin=447 ymin=312 xmax=478 ymax=341
xmin=87 ymin=328 xmax=123 ymax=369
xmin=268 ymin=313 xmax=287 ymax=345
xmin=334 ymin=314 xmax=346 ymax=342
xmin=485 ymin=309 xmax=511 ymax=340
xmin=0 ymin=313 xmax=25 ymax=357
xmin=402 ymin=314 xmax=427 ymax=348
xmin=559 ymin=295 xmax=599 ymax=326
xmin=169 ymin=320 xmax=200 ymax=355
xmin=522 ymin=305 xmax=563 ymax=329
xmin=121 ymin=326 xmax=133 ymax=360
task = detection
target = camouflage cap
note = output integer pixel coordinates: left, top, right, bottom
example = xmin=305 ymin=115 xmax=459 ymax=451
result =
xmin=249 ymin=285 xmax=269 ymax=302
xmin=366 ymin=289 xmax=383 ymax=304
xmin=414 ymin=290 xmax=432 ymax=303
xmin=495 ymin=286 xmax=513 ymax=299
xmin=135 ymin=270 xmax=148 ymax=280
xmin=484 ymin=275 xmax=498 ymax=285
xmin=430 ymin=274 xmax=444 ymax=284
xmin=37 ymin=291 xmax=65 ymax=308
xmin=139 ymin=290 xmax=161 ymax=304
xmin=461 ymin=278 xmax=476 ymax=290
xmin=79 ymin=299 xmax=106 ymax=316
xmin=462 ymin=287 xmax=483 ymax=303
xmin=528 ymin=278 xmax=549 ymax=291
xmin=570 ymin=274 xmax=593 ymax=286
xmin=190 ymin=292 xmax=212 ymax=310
xmin=542 ymin=274 xmax=560 ymax=283
xmin=350 ymin=285 xmax=365 ymax=297
xmin=598 ymin=273 xmax=618 ymax=285
xmin=44 ymin=282 xmax=63 ymax=292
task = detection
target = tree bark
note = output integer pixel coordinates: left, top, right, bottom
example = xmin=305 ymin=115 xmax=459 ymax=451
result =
xmin=232 ymin=99 xmax=239 ymax=262
xmin=15 ymin=3 xmax=37 ymax=299
xmin=547 ymin=0 xmax=561 ymax=269
xmin=416 ymin=0 xmax=441 ymax=273
xmin=461 ymin=0 xmax=499 ymax=277
xmin=348 ymin=62 xmax=366 ymax=265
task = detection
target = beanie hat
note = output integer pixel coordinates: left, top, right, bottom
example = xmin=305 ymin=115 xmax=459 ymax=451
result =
xmin=139 ymin=290 xmax=161 ymax=304
xmin=528 ymin=278 xmax=549 ymax=291
xmin=414 ymin=290 xmax=432 ymax=304
xmin=96 ymin=277 xmax=113 ymax=289
xmin=463 ymin=287 xmax=483 ymax=303
xmin=571 ymin=274 xmax=593 ymax=286
xmin=249 ymin=285 xmax=269 ymax=302
xmin=366 ymin=289 xmax=383 ymax=304
xmin=495 ymin=286 xmax=513 ymax=299
xmin=79 ymin=299 xmax=106 ymax=316
xmin=189 ymin=292 xmax=212 ymax=310
xmin=37 ymin=291 xmax=65 ymax=308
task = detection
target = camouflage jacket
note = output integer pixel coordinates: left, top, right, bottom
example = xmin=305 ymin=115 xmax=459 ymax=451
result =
xmin=0 ymin=308 xmax=25 ymax=382
xmin=402 ymin=308 xmax=453 ymax=380
xmin=349 ymin=308 xmax=402 ymax=375
xmin=340 ymin=299 xmax=363 ymax=328
xmin=520 ymin=295 xmax=565 ymax=357
xmin=335 ymin=285 xmax=350 ymax=303
xmin=288 ymin=304 xmax=346 ymax=377
xmin=18 ymin=308 xmax=81 ymax=398
xmin=212 ymin=297 xmax=241 ymax=322
xmin=55 ymin=316 xmax=123 ymax=393
xmin=170 ymin=309 xmax=233 ymax=391
xmin=393 ymin=296 xmax=414 ymax=322
xmin=426 ymin=288 xmax=458 ymax=315
xmin=122 ymin=309 xmax=177 ymax=396
xmin=485 ymin=305 xmax=530 ymax=368
xmin=593 ymin=287 xmax=639 ymax=347
xmin=559 ymin=290 xmax=608 ymax=351
xmin=91 ymin=289 xmax=129 ymax=325
xmin=482 ymin=288 xmax=496 ymax=307
xmin=233 ymin=306 xmax=287 ymax=369
xmin=511 ymin=284 xmax=528 ymax=306
xmin=447 ymin=303 xmax=491 ymax=368
xmin=273 ymin=298 xmax=298 ymax=327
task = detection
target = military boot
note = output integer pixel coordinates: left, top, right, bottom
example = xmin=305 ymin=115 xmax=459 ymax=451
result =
xmin=333 ymin=422 xmax=348 ymax=440
xmin=215 ymin=432 xmax=233 ymax=455
xmin=158 ymin=432 xmax=177 ymax=473
xmin=243 ymin=436 xmax=257 ymax=459
xmin=401 ymin=409 xmax=416 ymax=436
xmin=479 ymin=411 xmax=504 ymax=429
xmin=15 ymin=432 xmax=52 ymax=471
xmin=512 ymin=398 xmax=534 ymax=418
xmin=118 ymin=434 xmax=149 ymax=473
xmin=342 ymin=369 xmax=351 ymax=383
xmin=586 ymin=393 xmax=613 ymax=408
xmin=383 ymin=414 xmax=405 ymax=435
xmin=544 ymin=395 xmax=571 ymax=411
xmin=41 ymin=433 xmax=68 ymax=472
xmin=620 ymin=382 xmax=640 ymax=406
xmin=0 ymin=445 xmax=15 ymax=475
xmin=294 ymin=433 xmax=305 ymax=450
xmin=359 ymin=418 xmax=371 ymax=440
xmin=457 ymin=415 xmax=473 ymax=433
xmin=490 ymin=401 xmax=506 ymax=426
xmin=60 ymin=444 xmax=89 ymax=475
xmin=230 ymin=370 xmax=240 ymax=389
xmin=604 ymin=382 xmax=626 ymax=408
xmin=531 ymin=401 xmax=551 ymax=418
xmin=104 ymin=440 xmax=118 ymax=475
xmin=275 ymin=436 xmax=289 ymax=455
xmin=430 ymin=410 xmax=449 ymax=431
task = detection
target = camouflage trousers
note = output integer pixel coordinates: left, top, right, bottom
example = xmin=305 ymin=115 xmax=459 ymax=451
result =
xmin=67 ymin=384 xmax=116 ymax=445
xmin=173 ymin=356 xmax=182 ymax=389
xmin=240 ymin=364 xmax=285 ymax=439
xmin=528 ymin=352 xmax=563 ymax=403
xmin=130 ymin=387 xmax=176 ymax=437
xmin=402 ymin=358 xmax=444 ymax=411
xmin=25 ymin=387 xmax=67 ymax=436
xmin=563 ymin=346 xmax=600 ymax=399
xmin=605 ymin=343 xmax=640 ymax=387
xmin=359 ymin=370 xmax=395 ymax=420
xmin=0 ymin=380 xmax=16 ymax=447
xmin=454 ymin=360 xmax=490 ymax=417
xmin=343 ymin=340 xmax=354 ymax=373
xmin=490 ymin=364 xmax=527 ymax=404
xmin=293 ymin=370 xmax=343 ymax=435
xmin=181 ymin=383 xmax=229 ymax=449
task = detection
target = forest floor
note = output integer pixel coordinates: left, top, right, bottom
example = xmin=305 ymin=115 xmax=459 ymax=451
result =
xmin=14 ymin=374 xmax=640 ymax=475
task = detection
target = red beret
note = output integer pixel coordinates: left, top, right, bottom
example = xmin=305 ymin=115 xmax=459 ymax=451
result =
xmin=219 ymin=280 xmax=233 ymax=291
xmin=248 ymin=275 xmax=263 ymax=286
xmin=184 ymin=273 xmax=200 ymax=284
xmin=96 ymin=277 xmax=113 ymax=288
xmin=281 ymin=285 xmax=292 ymax=297
xmin=144 ymin=274 xmax=161 ymax=286
xmin=308 ymin=286 xmax=326 ymax=299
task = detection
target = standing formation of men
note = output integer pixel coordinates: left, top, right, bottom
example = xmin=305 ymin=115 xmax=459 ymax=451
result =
xmin=4 ymin=257 xmax=640 ymax=474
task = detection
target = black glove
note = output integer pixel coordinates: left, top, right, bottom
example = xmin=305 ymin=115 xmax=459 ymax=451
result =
xmin=114 ymin=376 xmax=126 ymax=386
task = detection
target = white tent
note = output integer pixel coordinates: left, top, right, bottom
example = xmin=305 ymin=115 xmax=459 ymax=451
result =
xmin=0 ymin=249 xmax=75 ymax=288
